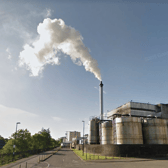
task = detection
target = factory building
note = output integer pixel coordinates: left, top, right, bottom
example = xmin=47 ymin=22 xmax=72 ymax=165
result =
xmin=88 ymin=102 xmax=168 ymax=145
xmin=66 ymin=131 xmax=80 ymax=142
xmin=83 ymin=82 xmax=168 ymax=156
xmin=107 ymin=102 xmax=168 ymax=119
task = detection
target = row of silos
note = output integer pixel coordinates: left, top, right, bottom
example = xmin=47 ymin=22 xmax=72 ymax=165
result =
xmin=89 ymin=117 xmax=168 ymax=145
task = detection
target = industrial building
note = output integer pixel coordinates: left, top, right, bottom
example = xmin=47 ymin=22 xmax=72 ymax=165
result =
xmin=85 ymin=81 xmax=168 ymax=157
xmin=66 ymin=131 xmax=80 ymax=142
xmin=107 ymin=102 xmax=168 ymax=119
xmin=60 ymin=131 xmax=81 ymax=148
xmin=88 ymin=102 xmax=168 ymax=145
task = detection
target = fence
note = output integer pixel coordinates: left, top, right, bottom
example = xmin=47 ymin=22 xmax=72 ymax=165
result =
xmin=0 ymin=147 xmax=55 ymax=166
xmin=76 ymin=144 xmax=168 ymax=158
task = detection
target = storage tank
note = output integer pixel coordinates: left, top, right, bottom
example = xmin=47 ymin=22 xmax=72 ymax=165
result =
xmin=142 ymin=118 xmax=168 ymax=144
xmin=166 ymin=119 xmax=168 ymax=141
xmin=101 ymin=121 xmax=112 ymax=144
xmin=113 ymin=117 xmax=143 ymax=144
xmin=88 ymin=118 xmax=99 ymax=144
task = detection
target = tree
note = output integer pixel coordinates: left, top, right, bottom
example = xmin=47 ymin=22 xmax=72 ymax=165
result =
xmin=31 ymin=133 xmax=43 ymax=150
xmin=1 ymin=127 xmax=56 ymax=154
xmin=31 ymin=128 xmax=53 ymax=150
xmin=2 ymin=138 xmax=14 ymax=154
xmin=0 ymin=135 xmax=4 ymax=141
xmin=11 ymin=129 xmax=32 ymax=152
xmin=38 ymin=128 xmax=52 ymax=150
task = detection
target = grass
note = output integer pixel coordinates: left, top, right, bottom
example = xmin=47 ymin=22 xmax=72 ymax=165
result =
xmin=0 ymin=153 xmax=33 ymax=166
xmin=72 ymin=149 xmax=125 ymax=160
xmin=0 ymin=148 xmax=60 ymax=166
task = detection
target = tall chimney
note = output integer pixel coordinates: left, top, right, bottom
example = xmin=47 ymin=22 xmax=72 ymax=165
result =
xmin=99 ymin=81 xmax=103 ymax=120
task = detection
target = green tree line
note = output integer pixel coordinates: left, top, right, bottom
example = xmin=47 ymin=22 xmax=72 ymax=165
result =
xmin=0 ymin=128 xmax=61 ymax=154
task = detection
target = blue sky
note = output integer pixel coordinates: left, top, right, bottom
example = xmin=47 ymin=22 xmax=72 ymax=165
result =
xmin=1 ymin=0 xmax=168 ymax=139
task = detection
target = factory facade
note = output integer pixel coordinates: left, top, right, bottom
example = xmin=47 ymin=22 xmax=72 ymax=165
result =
xmin=66 ymin=131 xmax=80 ymax=142
xmin=60 ymin=131 xmax=81 ymax=148
xmin=107 ymin=102 xmax=168 ymax=119
xmin=88 ymin=102 xmax=168 ymax=146
xmin=78 ymin=82 xmax=168 ymax=156
xmin=82 ymin=101 xmax=168 ymax=157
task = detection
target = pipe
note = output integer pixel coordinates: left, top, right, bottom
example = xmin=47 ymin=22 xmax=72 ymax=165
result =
xmin=99 ymin=81 xmax=103 ymax=120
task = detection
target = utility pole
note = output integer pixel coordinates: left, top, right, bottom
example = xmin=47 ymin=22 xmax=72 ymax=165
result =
xmin=13 ymin=122 xmax=21 ymax=160
xmin=82 ymin=120 xmax=85 ymax=156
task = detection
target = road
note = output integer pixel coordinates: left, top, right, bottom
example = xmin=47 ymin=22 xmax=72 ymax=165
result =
xmin=2 ymin=148 xmax=168 ymax=168
xmin=39 ymin=148 xmax=168 ymax=168
xmin=1 ymin=148 xmax=58 ymax=168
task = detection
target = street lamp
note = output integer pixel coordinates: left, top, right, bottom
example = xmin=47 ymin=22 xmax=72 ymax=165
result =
xmin=16 ymin=122 xmax=21 ymax=136
xmin=82 ymin=120 xmax=85 ymax=156
xmin=13 ymin=122 xmax=21 ymax=159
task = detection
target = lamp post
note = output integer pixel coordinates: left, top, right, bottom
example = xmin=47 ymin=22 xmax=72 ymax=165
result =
xmin=16 ymin=122 xmax=21 ymax=136
xmin=13 ymin=122 xmax=21 ymax=159
xmin=82 ymin=120 xmax=85 ymax=156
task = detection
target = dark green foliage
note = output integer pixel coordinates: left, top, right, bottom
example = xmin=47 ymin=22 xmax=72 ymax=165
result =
xmin=1 ymin=127 xmax=58 ymax=154
xmin=0 ymin=127 xmax=59 ymax=166
xmin=12 ymin=129 xmax=32 ymax=152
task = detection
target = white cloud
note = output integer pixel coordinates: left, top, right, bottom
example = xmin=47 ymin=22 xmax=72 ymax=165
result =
xmin=0 ymin=104 xmax=39 ymax=138
xmin=46 ymin=8 xmax=51 ymax=17
xmin=6 ymin=48 xmax=12 ymax=60
xmin=145 ymin=51 xmax=168 ymax=61
xmin=52 ymin=116 xmax=64 ymax=122
xmin=94 ymin=86 xmax=106 ymax=94
xmin=94 ymin=86 xmax=98 ymax=90
xmin=2 ymin=9 xmax=53 ymax=47
xmin=0 ymin=105 xmax=73 ymax=139
xmin=0 ymin=104 xmax=38 ymax=118
xmin=11 ymin=67 xmax=18 ymax=72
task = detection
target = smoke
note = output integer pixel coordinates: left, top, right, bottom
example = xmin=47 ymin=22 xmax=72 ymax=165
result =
xmin=19 ymin=18 xmax=101 ymax=80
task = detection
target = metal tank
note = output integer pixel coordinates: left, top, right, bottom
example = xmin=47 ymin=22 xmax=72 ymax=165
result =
xmin=113 ymin=116 xmax=143 ymax=144
xmin=101 ymin=121 xmax=112 ymax=144
xmin=142 ymin=118 xmax=168 ymax=144
xmin=166 ymin=119 xmax=168 ymax=142
xmin=88 ymin=118 xmax=99 ymax=144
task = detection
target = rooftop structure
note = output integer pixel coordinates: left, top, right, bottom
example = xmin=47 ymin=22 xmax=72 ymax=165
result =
xmin=107 ymin=102 xmax=168 ymax=119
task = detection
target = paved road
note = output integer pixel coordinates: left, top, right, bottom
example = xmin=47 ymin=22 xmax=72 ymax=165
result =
xmin=44 ymin=148 xmax=95 ymax=168
xmin=2 ymin=148 xmax=168 ymax=168
xmin=44 ymin=148 xmax=168 ymax=168
xmin=1 ymin=148 xmax=58 ymax=168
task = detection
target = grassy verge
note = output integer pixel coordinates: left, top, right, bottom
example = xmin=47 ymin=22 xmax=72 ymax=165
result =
xmin=72 ymin=149 xmax=125 ymax=160
xmin=0 ymin=148 xmax=59 ymax=166
xmin=0 ymin=153 xmax=33 ymax=167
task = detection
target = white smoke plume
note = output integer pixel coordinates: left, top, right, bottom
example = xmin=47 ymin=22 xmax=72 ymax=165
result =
xmin=19 ymin=18 xmax=101 ymax=80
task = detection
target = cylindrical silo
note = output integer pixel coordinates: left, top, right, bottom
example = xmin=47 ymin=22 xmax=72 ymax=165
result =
xmin=166 ymin=119 xmax=168 ymax=141
xmin=88 ymin=118 xmax=99 ymax=144
xmin=142 ymin=118 xmax=168 ymax=144
xmin=113 ymin=117 xmax=143 ymax=144
xmin=101 ymin=121 xmax=112 ymax=144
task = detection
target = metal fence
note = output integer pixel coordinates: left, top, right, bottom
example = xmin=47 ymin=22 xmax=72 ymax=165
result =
xmin=0 ymin=147 xmax=55 ymax=166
